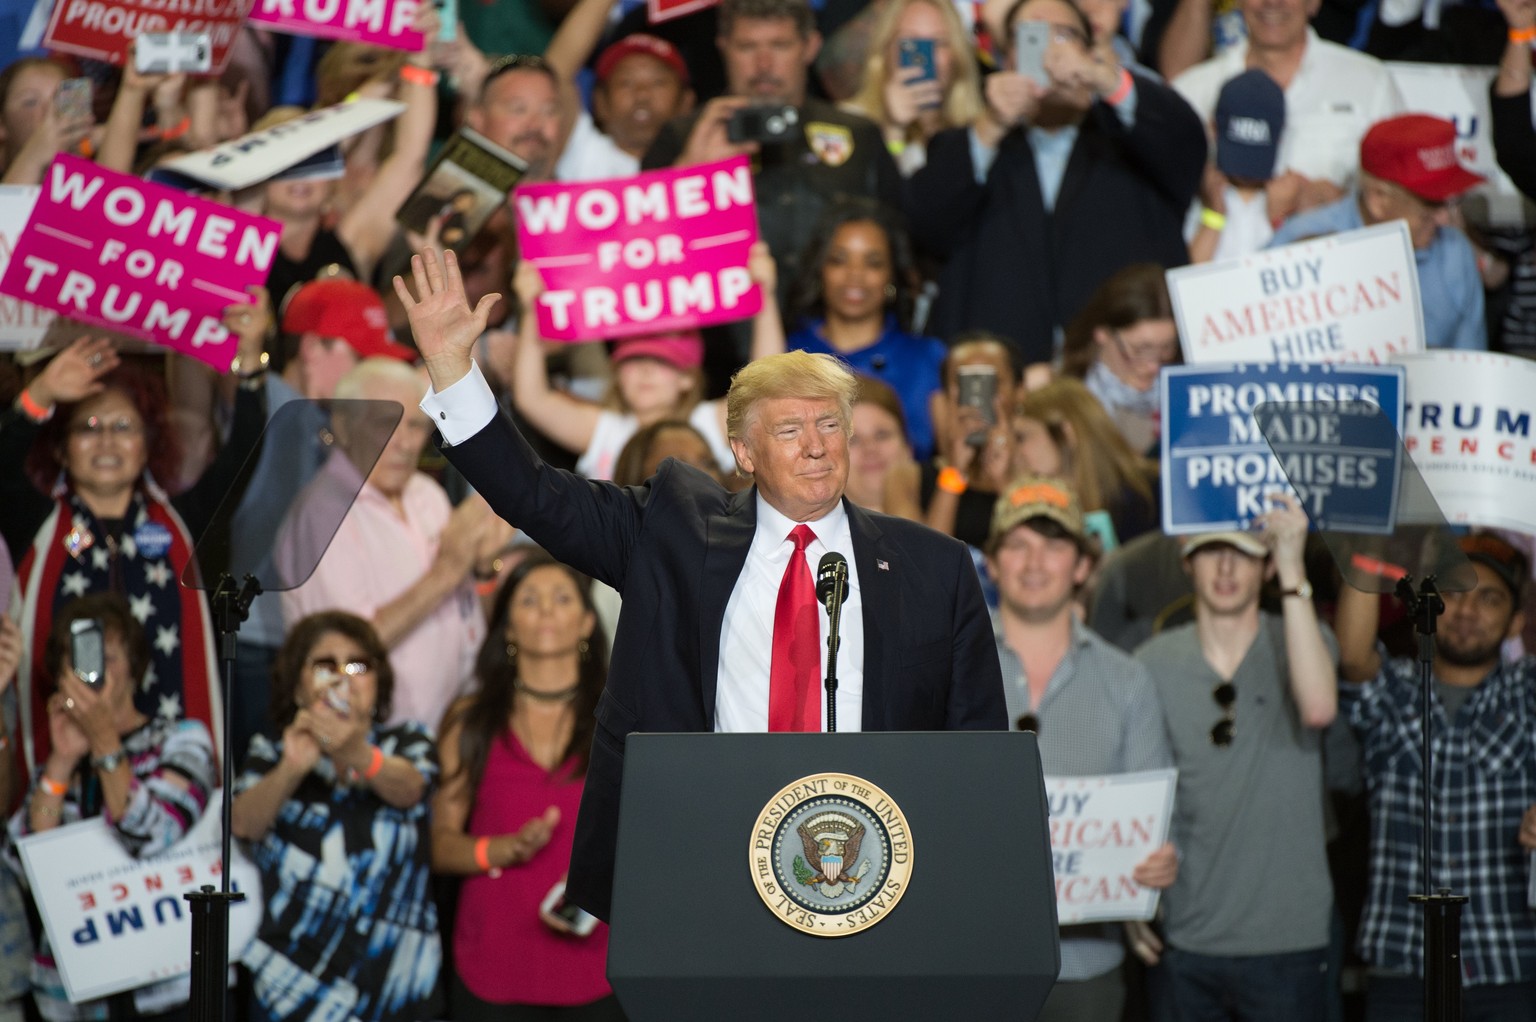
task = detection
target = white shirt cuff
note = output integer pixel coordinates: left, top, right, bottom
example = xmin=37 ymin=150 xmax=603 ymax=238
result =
xmin=420 ymin=360 xmax=497 ymax=446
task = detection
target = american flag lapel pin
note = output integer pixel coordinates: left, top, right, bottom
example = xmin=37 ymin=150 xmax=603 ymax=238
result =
xmin=876 ymin=559 xmax=890 ymax=571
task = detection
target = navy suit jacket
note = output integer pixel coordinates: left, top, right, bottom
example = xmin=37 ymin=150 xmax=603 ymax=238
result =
xmin=442 ymin=411 xmax=1007 ymax=920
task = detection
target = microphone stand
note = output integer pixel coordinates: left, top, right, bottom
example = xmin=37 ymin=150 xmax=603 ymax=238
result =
xmin=1396 ymin=574 xmax=1465 ymax=1022
xmin=821 ymin=565 xmax=848 ymax=734
xmin=186 ymin=572 xmax=260 ymax=1022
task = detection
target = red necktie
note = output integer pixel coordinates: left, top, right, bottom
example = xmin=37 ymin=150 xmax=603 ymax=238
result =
xmin=769 ymin=524 xmax=820 ymax=732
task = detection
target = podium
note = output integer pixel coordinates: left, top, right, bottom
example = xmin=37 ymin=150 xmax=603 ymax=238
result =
xmin=607 ymin=732 xmax=1059 ymax=1021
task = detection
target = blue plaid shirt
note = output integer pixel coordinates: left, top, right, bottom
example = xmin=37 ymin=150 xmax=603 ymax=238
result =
xmin=1342 ymin=655 xmax=1536 ymax=985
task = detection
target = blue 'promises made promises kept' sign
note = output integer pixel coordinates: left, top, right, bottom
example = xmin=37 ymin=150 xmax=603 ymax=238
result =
xmin=1161 ymin=363 xmax=1406 ymax=534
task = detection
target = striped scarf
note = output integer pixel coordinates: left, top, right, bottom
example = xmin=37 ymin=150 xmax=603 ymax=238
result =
xmin=14 ymin=485 xmax=221 ymax=777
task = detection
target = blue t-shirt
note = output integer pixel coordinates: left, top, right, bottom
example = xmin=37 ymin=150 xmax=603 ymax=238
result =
xmin=788 ymin=317 xmax=946 ymax=461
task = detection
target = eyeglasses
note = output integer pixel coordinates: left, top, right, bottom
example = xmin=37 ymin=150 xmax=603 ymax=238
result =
xmin=309 ymin=656 xmax=373 ymax=679
xmin=1017 ymin=713 xmax=1040 ymax=733
xmin=1111 ymin=330 xmax=1177 ymax=365
xmin=70 ymin=416 xmax=144 ymax=440
xmin=1210 ymin=681 xmax=1236 ymax=747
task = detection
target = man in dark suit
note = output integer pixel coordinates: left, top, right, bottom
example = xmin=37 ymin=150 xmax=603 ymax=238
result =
xmin=397 ymin=249 xmax=1006 ymax=920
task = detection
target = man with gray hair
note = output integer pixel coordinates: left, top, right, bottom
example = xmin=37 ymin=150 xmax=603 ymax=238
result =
xmin=397 ymin=248 xmax=1005 ymax=921
xmin=279 ymin=359 xmax=508 ymax=734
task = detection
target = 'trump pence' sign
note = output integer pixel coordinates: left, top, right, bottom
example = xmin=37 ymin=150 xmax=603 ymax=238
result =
xmin=515 ymin=156 xmax=762 ymax=342
xmin=0 ymin=156 xmax=280 ymax=371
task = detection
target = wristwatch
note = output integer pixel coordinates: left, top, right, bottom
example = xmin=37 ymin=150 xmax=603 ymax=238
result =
xmin=91 ymin=750 xmax=126 ymax=773
xmin=1279 ymin=580 xmax=1314 ymax=600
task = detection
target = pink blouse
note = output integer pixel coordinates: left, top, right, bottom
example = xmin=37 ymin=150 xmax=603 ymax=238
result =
xmin=454 ymin=731 xmax=611 ymax=1006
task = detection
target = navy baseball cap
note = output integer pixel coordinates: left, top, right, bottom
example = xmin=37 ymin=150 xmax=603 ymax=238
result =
xmin=1214 ymin=70 xmax=1285 ymax=183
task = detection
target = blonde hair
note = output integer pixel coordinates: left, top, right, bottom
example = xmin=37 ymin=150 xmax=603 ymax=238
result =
xmin=726 ymin=351 xmax=858 ymax=442
xmin=845 ymin=0 xmax=983 ymax=141
xmin=1015 ymin=378 xmax=1153 ymax=512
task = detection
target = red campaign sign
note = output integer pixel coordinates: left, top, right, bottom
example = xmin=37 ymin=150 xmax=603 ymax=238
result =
xmin=0 ymin=155 xmax=280 ymax=371
xmin=646 ymin=0 xmax=718 ymax=24
xmin=43 ymin=0 xmax=251 ymax=70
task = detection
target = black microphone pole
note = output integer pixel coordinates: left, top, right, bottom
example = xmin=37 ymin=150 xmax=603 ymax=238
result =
xmin=816 ymin=553 xmax=849 ymax=733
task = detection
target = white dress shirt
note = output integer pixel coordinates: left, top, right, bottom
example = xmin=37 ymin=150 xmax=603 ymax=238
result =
xmin=421 ymin=362 xmax=867 ymax=732
xmin=716 ymin=495 xmax=865 ymax=733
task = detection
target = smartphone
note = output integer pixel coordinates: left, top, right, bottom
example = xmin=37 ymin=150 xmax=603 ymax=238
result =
xmin=540 ymin=881 xmax=599 ymax=937
xmin=53 ymin=77 xmax=93 ymax=125
xmin=436 ymin=0 xmax=458 ymax=42
xmin=897 ymin=37 xmax=940 ymax=111
xmin=1014 ymin=21 xmax=1051 ymax=86
xmin=956 ymin=364 xmax=999 ymax=447
xmin=69 ymin=618 xmax=106 ymax=689
xmin=897 ymin=37 xmax=936 ymax=83
xmin=135 ymin=31 xmax=213 ymax=74
xmin=726 ymin=104 xmax=800 ymax=145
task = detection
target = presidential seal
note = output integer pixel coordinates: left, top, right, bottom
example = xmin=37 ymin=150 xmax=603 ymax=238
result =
xmin=749 ymin=772 xmax=913 ymax=937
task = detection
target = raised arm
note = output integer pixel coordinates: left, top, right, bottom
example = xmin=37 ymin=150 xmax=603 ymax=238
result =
xmin=507 ymin=261 xmax=603 ymax=454
xmin=1260 ymin=492 xmax=1337 ymax=727
xmin=338 ymin=6 xmax=442 ymax=280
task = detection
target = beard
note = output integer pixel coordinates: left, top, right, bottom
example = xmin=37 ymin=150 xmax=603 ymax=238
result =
xmin=1437 ymin=631 xmax=1505 ymax=669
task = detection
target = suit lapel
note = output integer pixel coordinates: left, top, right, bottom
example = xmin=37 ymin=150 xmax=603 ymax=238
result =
xmin=847 ymin=502 xmax=891 ymax=732
xmin=700 ymin=487 xmax=757 ymax=726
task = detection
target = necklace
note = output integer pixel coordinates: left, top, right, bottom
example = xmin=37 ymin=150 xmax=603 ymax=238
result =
xmin=512 ymin=678 xmax=580 ymax=703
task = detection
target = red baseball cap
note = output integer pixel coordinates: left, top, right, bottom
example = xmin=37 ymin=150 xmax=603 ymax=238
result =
xmin=1360 ymin=114 xmax=1485 ymax=203
xmin=611 ymin=330 xmax=703 ymax=370
xmin=595 ymin=34 xmax=689 ymax=88
xmin=282 ymin=280 xmax=417 ymax=362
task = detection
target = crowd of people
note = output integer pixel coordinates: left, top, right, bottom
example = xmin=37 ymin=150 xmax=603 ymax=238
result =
xmin=3 ymin=0 xmax=1536 ymax=1017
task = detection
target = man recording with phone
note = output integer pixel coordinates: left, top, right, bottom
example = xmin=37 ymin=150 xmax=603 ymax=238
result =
xmin=908 ymin=0 xmax=1205 ymax=369
xmin=642 ymin=0 xmax=903 ymax=341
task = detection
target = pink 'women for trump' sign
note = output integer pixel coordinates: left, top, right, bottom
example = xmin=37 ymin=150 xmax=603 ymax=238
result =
xmin=514 ymin=156 xmax=762 ymax=342
xmin=247 ymin=0 xmax=426 ymax=52
xmin=0 ymin=155 xmax=280 ymax=371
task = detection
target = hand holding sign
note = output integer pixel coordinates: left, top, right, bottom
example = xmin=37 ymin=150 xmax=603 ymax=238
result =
xmin=222 ymin=285 xmax=273 ymax=372
xmin=1253 ymin=489 xmax=1309 ymax=568
xmin=1130 ymin=841 xmax=1178 ymax=889
xmin=394 ymin=248 xmax=501 ymax=392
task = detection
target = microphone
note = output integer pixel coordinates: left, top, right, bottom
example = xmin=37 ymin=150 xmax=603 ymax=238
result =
xmin=815 ymin=552 xmax=849 ymax=734
xmin=816 ymin=552 xmax=848 ymax=613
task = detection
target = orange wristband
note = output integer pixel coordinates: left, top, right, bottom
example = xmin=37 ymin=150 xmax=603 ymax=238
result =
xmin=17 ymin=388 xmax=52 ymax=423
xmin=399 ymin=64 xmax=440 ymax=87
xmin=474 ymin=836 xmax=493 ymax=872
xmin=37 ymin=775 xmax=67 ymax=798
xmin=937 ymin=466 xmax=968 ymax=495
xmin=1510 ymin=26 xmax=1536 ymax=43
xmin=1105 ymin=67 xmax=1134 ymax=106
xmin=159 ymin=116 xmax=192 ymax=141
xmin=362 ymin=745 xmax=384 ymax=780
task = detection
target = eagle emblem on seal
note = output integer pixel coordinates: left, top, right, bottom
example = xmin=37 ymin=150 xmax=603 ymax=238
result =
xmin=793 ymin=812 xmax=870 ymax=897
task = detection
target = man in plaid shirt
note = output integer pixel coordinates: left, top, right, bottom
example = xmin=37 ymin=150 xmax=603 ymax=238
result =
xmin=1336 ymin=532 xmax=1536 ymax=1022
